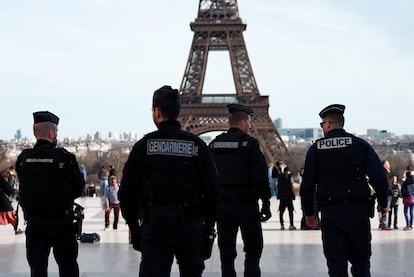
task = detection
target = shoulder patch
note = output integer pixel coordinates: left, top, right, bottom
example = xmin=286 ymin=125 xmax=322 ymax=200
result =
xmin=211 ymin=141 xmax=239 ymax=149
xmin=25 ymin=158 xmax=54 ymax=163
xmin=58 ymin=147 xmax=76 ymax=157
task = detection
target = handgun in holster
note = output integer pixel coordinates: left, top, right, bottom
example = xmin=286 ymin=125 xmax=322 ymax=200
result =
xmin=201 ymin=228 xmax=216 ymax=260
xmin=368 ymin=195 xmax=376 ymax=218
xmin=72 ymin=203 xmax=85 ymax=239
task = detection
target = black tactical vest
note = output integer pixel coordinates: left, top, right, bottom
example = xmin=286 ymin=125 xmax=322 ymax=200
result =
xmin=18 ymin=145 xmax=75 ymax=217
xmin=210 ymin=131 xmax=256 ymax=203
xmin=142 ymin=131 xmax=202 ymax=210
xmin=314 ymin=134 xmax=368 ymax=205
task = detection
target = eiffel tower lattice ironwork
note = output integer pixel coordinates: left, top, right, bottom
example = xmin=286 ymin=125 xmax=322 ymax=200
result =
xmin=178 ymin=0 xmax=288 ymax=162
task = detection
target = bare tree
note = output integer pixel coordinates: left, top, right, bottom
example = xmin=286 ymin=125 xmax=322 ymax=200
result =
xmin=0 ymin=144 xmax=11 ymax=171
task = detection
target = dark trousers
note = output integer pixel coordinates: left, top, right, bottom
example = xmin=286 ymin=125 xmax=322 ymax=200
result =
xmin=278 ymin=199 xmax=294 ymax=226
xmin=139 ymin=207 xmax=204 ymax=277
xmin=387 ymin=204 xmax=399 ymax=228
xmin=321 ymin=204 xmax=371 ymax=277
xmin=217 ymin=203 xmax=263 ymax=277
xmin=26 ymin=217 xmax=79 ymax=277
xmin=105 ymin=203 xmax=120 ymax=228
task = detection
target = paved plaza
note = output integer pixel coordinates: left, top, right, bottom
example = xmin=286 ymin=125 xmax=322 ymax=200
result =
xmin=1 ymin=196 xmax=413 ymax=276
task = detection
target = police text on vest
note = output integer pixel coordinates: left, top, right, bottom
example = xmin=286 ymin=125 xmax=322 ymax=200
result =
xmin=317 ymin=137 xmax=352 ymax=150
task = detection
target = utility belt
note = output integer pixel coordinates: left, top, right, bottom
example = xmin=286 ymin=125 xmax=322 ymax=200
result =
xmin=219 ymin=186 xmax=258 ymax=205
xmin=317 ymin=197 xmax=374 ymax=218
xmin=24 ymin=207 xmax=72 ymax=220
xmin=144 ymin=203 xmax=203 ymax=223
xmin=318 ymin=197 xmax=370 ymax=207
xmin=142 ymin=188 xmax=204 ymax=223
xmin=316 ymin=181 xmax=369 ymax=204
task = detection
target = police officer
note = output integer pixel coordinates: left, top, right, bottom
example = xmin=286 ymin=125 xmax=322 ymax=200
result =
xmin=209 ymin=103 xmax=271 ymax=277
xmin=15 ymin=111 xmax=85 ymax=277
xmin=301 ymin=104 xmax=388 ymax=277
xmin=118 ymin=85 xmax=218 ymax=277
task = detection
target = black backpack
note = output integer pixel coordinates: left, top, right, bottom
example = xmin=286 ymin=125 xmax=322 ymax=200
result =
xmin=80 ymin=232 xmax=101 ymax=243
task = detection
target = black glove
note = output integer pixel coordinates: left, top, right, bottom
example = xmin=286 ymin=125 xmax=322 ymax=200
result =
xmin=201 ymin=228 xmax=216 ymax=260
xmin=260 ymin=200 xmax=272 ymax=222
xmin=128 ymin=221 xmax=141 ymax=252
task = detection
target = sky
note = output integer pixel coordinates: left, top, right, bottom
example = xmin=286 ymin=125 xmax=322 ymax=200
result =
xmin=1 ymin=0 xmax=413 ymax=140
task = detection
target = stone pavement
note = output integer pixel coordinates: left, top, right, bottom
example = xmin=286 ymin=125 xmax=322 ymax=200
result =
xmin=1 ymin=196 xmax=413 ymax=276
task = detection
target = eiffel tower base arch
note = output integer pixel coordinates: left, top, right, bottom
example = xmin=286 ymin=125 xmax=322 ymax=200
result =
xmin=179 ymin=95 xmax=288 ymax=163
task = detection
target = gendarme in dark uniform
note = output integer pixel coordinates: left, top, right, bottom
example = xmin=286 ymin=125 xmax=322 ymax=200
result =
xmin=209 ymin=103 xmax=271 ymax=277
xmin=301 ymin=104 xmax=388 ymax=277
xmin=15 ymin=111 xmax=85 ymax=277
xmin=118 ymin=86 xmax=218 ymax=277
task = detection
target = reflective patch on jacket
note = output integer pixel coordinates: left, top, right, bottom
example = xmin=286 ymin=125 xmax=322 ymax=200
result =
xmin=316 ymin=137 xmax=352 ymax=150
xmin=147 ymin=139 xmax=195 ymax=157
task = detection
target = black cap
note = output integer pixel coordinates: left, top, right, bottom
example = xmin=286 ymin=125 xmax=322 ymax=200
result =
xmin=152 ymin=85 xmax=179 ymax=107
xmin=33 ymin=111 xmax=59 ymax=125
xmin=227 ymin=104 xmax=253 ymax=115
xmin=319 ymin=104 xmax=345 ymax=118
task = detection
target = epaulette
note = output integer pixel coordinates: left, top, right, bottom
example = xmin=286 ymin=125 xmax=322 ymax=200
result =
xmin=58 ymin=147 xmax=76 ymax=157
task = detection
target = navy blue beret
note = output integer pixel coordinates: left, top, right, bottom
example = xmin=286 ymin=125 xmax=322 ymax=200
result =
xmin=319 ymin=104 xmax=345 ymax=118
xmin=33 ymin=111 xmax=59 ymax=125
xmin=227 ymin=104 xmax=253 ymax=115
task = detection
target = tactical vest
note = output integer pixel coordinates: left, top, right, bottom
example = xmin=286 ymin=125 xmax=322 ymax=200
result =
xmin=210 ymin=132 xmax=256 ymax=203
xmin=314 ymin=134 xmax=369 ymax=205
xmin=142 ymin=131 xmax=203 ymax=213
xmin=18 ymin=145 xmax=75 ymax=217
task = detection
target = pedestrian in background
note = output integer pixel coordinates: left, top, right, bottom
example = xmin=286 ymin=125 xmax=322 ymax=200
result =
xmin=401 ymin=171 xmax=414 ymax=230
xmin=268 ymin=162 xmax=277 ymax=197
xmin=388 ymin=174 xmax=401 ymax=229
xmin=378 ymin=160 xmax=393 ymax=230
xmin=104 ymin=175 xmax=120 ymax=230
xmin=277 ymin=166 xmax=296 ymax=230
xmin=98 ymin=166 xmax=109 ymax=197
xmin=0 ymin=170 xmax=22 ymax=234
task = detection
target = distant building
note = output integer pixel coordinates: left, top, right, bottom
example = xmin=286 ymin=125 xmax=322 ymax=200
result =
xmin=14 ymin=129 xmax=22 ymax=141
xmin=122 ymin=131 xmax=139 ymax=141
xmin=279 ymin=128 xmax=322 ymax=141
xmin=274 ymin=118 xmax=283 ymax=129
xmin=366 ymin=129 xmax=393 ymax=141
xmin=108 ymin=131 xmax=121 ymax=141
xmin=94 ymin=131 xmax=102 ymax=141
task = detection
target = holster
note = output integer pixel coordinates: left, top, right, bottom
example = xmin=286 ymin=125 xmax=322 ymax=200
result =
xmin=72 ymin=203 xmax=85 ymax=239
xmin=201 ymin=228 xmax=216 ymax=260
xmin=128 ymin=221 xmax=141 ymax=252
xmin=368 ymin=195 xmax=376 ymax=218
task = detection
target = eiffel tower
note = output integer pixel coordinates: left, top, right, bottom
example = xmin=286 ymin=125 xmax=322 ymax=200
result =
xmin=178 ymin=0 xmax=288 ymax=163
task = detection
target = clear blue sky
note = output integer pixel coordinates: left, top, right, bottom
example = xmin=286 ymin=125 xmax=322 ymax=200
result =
xmin=1 ymin=0 xmax=413 ymax=140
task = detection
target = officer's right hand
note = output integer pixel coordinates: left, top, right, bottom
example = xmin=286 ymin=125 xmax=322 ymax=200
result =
xmin=259 ymin=201 xmax=272 ymax=222
xmin=128 ymin=221 xmax=141 ymax=252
